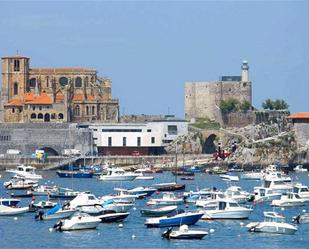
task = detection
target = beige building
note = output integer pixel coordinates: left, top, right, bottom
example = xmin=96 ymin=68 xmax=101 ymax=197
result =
xmin=0 ymin=55 xmax=119 ymax=123
xmin=184 ymin=61 xmax=252 ymax=123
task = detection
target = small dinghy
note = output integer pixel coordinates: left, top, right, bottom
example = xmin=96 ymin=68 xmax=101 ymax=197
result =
xmin=162 ymin=225 xmax=208 ymax=240
xmin=140 ymin=205 xmax=178 ymax=217
xmin=0 ymin=204 xmax=29 ymax=216
xmin=97 ymin=210 xmax=130 ymax=223
xmin=53 ymin=212 xmax=101 ymax=231
xmin=33 ymin=200 xmax=57 ymax=209
xmin=35 ymin=204 xmax=76 ymax=220
xmin=219 ymin=174 xmax=239 ymax=182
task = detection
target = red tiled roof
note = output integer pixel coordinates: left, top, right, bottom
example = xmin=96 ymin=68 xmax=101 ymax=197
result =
xmin=24 ymin=92 xmax=52 ymax=105
xmin=287 ymin=112 xmax=309 ymax=119
xmin=4 ymin=98 xmax=23 ymax=107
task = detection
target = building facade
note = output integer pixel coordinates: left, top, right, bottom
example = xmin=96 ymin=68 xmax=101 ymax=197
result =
xmin=0 ymin=55 xmax=119 ymax=123
xmin=184 ymin=61 xmax=252 ymax=123
xmin=81 ymin=119 xmax=188 ymax=155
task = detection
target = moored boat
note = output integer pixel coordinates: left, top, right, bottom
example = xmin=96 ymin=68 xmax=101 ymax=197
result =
xmin=162 ymin=225 xmax=208 ymax=240
xmin=140 ymin=205 xmax=178 ymax=217
xmin=153 ymin=182 xmax=185 ymax=191
xmin=0 ymin=204 xmax=29 ymax=216
xmin=56 ymin=170 xmax=93 ymax=178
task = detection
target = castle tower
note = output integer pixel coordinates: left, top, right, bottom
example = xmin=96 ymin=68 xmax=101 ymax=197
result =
xmin=241 ymin=60 xmax=249 ymax=82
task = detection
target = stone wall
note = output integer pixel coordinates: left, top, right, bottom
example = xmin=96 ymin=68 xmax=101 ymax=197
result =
xmin=293 ymin=122 xmax=309 ymax=146
xmin=0 ymin=123 xmax=92 ymax=155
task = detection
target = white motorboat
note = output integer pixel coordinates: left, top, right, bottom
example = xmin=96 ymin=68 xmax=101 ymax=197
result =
xmin=0 ymin=204 xmax=29 ymax=216
xmin=4 ymin=179 xmax=38 ymax=190
xmin=271 ymin=193 xmax=305 ymax=207
xmin=162 ymin=225 xmax=208 ymax=240
xmin=35 ymin=205 xmax=76 ymax=220
xmin=135 ymin=172 xmax=154 ymax=180
xmin=253 ymin=187 xmax=282 ymax=203
xmin=102 ymin=200 xmax=134 ymax=213
xmin=126 ymin=186 xmax=157 ymax=197
xmin=53 ymin=212 xmax=101 ymax=231
xmin=246 ymin=211 xmax=297 ymax=235
xmin=147 ymin=192 xmax=183 ymax=206
xmin=293 ymin=183 xmax=309 ymax=201
xmin=202 ymin=199 xmax=253 ymax=219
xmin=29 ymin=185 xmax=59 ymax=196
xmin=219 ymin=174 xmax=239 ymax=182
xmin=224 ymin=186 xmax=252 ymax=204
xmin=6 ymin=165 xmax=42 ymax=180
xmin=69 ymin=192 xmax=104 ymax=214
xmin=195 ymin=191 xmax=224 ymax=208
xmin=0 ymin=198 xmax=20 ymax=207
xmin=293 ymin=213 xmax=309 ymax=224
xmin=108 ymin=188 xmax=137 ymax=203
xmin=264 ymin=171 xmax=291 ymax=182
xmin=33 ymin=200 xmax=57 ymax=209
xmin=98 ymin=168 xmax=138 ymax=181
xmin=241 ymin=171 xmax=264 ymax=180
xmin=262 ymin=177 xmax=293 ymax=194
xmin=294 ymin=165 xmax=307 ymax=172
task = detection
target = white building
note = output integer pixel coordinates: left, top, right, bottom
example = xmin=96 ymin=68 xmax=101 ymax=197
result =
xmin=84 ymin=119 xmax=188 ymax=155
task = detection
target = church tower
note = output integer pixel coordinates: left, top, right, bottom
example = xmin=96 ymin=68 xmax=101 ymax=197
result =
xmin=241 ymin=60 xmax=249 ymax=82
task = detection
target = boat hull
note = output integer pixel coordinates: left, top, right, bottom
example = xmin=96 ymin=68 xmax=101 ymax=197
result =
xmin=145 ymin=213 xmax=203 ymax=228
xmin=56 ymin=171 xmax=93 ymax=178
xmin=203 ymin=209 xmax=252 ymax=219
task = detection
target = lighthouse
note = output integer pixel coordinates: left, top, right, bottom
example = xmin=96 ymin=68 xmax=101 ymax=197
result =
xmin=241 ymin=60 xmax=249 ymax=82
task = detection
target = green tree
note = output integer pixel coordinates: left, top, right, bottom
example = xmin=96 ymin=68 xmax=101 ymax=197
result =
xmin=262 ymin=98 xmax=274 ymax=110
xmin=220 ymin=98 xmax=239 ymax=113
xmin=262 ymin=99 xmax=289 ymax=110
xmin=240 ymin=100 xmax=251 ymax=112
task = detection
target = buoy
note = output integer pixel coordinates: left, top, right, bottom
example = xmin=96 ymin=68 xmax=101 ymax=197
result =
xmin=302 ymin=209 xmax=306 ymax=213
xmin=238 ymin=234 xmax=241 ymax=237
xmin=132 ymin=234 xmax=136 ymax=239
xmin=118 ymin=223 xmax=123 ymax=228
xmin=133 ymin=207 xmax=136 ymax=211
xmin=209 ymin=228 xmax=215 ymax=233
xmin=49 ymin=228 xmax=53 ymax=232
xmin=14 ymin=217 xmax=18 ymax=220
xmin=240 ymin=222 xmax=245 ymax=226
xmin=281 ymin=207 xmax=285 ymax=211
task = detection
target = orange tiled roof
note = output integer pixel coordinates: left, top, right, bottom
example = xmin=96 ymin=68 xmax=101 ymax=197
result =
xmin=4 ymin=98 xmax=23 ymax=107
xmin=287 ymin=112 xmax=309 ymax=119
xmin=87 ymin=95 xmax=95 ymax=101
xmin=55 ymin=91 xmax=65 ymax=102
xmin=30 ymin=68 xmax=95 ymax=73
xmin=24 ymin=92 xmax=53 ymax=105
xmin=73 ymin=94 xmax=85 ymax=101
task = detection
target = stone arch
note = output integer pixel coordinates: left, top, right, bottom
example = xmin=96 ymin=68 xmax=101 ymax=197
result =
xmin=44 ymin=113 xmax=50 ymax=122
xmin=58 ymin=113 xmax=64 ymax=119
xmin=38 ymin=113 xmax=43 ymax=119
xmin=30 ymin=113 xmax=36 ymax=119
xmin=203 ymin=134 xmax=217 ymax=154
xmin=29 ymin=78 xmax=36 ymax=88
xmin=59 ymin=77 xmax=68 ymax=87
xmin=39 ymin=147 xmax=59 ymax=156
xmin=75 ymin=77 xmax=82 ymax=88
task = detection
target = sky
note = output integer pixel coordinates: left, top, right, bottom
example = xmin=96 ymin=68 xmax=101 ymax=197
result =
xmin=0 ymin=0 xmax=308 ymax=118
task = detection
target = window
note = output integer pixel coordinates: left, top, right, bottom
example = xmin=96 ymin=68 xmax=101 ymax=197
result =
xmin=147 ymin=129 xmax=151 ymax=132
xmin=151 ymin=137 xmax=155 ymax=144
xmin=101 ymin=129 xmax=142 ymax=132
xmin=59 ymin=77 xmax=68 ymax=87
xmin=92 ymin=106 xmax=95 ymax=115
xmin=58 ymin=113 xmax=64 ymax=119
xmin=14 ymin=59 xmax=20 ymax=71
xmin=74 ymin=105 xmax=80 ymax=116
xmin=29 ymin=78 xmax=36 ymax=88
xmin=30 ymin=113 xmax=36 ymax=119
xmin=75 ymin=77 xmax=82 ymax=87
xmin=86 ymin=106 xmax=89 ymax=115
xmin=168 ymin=125 xmax=178 ymax=135
xmin=38 ymin=113 xmax=43 ymax=119
xmin=123 ymin=137 xmax=127 ymax=146
xmin=108 ymin=137 xmax=112 ymax=147
xmin=13 ymin=82 xmax=18 ymax=95
xmin=12 ymin=108 xmax=15 ymax=113
xmin=137 ymin=137 xmax=141 ymax=147
xmin=32 ymin=106 xmax=35 ymax=111
xmin=39 ymin=106 xmax=42 ymax=111
xmin=51 ymin=113 xmax=56 ymax=119
xmin=46 ymin=76 xmax=49 ymax=87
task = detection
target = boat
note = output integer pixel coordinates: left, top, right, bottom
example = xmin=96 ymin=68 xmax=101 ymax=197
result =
xmin=294 ymin=165 xmax=307 ymax=172
xmin=181 ymin=177 xmax=195 ymax=181
xmin=144 ymin=209 xmax=203 ymax=228
xmin=98 ymin=168 xmax=138 ymax=181
xmin=97 ymin=210 xmax=130 ymax=222
xmin=0 ymin=198 xmax=20 ymax=207
xmin=140 ymin=205 xmax=178 ymax=217
xmin=292 ymin=183 xmax=309 ymax=201
xmin=271 ymin=193 xmax=305 ymax=207
xmin=262 ymin=177 xmax=293 ymax=194
xmin=241 ymin=171 xmax=264 ymax=180
xmin=10 ymin=192 xmax=33 ymax=198
xmin=147 ymin=192 xmax=183 ymax=206
xmin=29 ymin=185 xmax=59 ymax=196
xmin=224 ymin=186 xmax=253 ymax=204
xmin=101 ymin=199 xmax=134 ymax=213
xmin=202 ymin=199 xmax=253 ymax=219
xmin=195 ymin=191 xmax=225 ymax=208
xmin=172 ymin=171 xmax=195 ymax=176
xmin=49 ymin=189 xmax=79 ymax=200
xmin=162 ymin=225 xmax=208 ymax=240
xmin=126 ymin=186 xmax=157 ymax=197
xmin=53 ymin=212 xmax=101 ymax=231
xmin=103 ymin=189 xmax=137 ymax=204
xmin=6 ymin=165 xmax=42 ymax=180
xmin=293 ymin=213 xmax=309 ymax=224
xmin=253 ymin=187 xmax=282 ymax=203
xmin=246 ymin=211 xmax=297 ymax=235
xmin=56 ymin=170 xmax=93 ymax=178
xmin=153 ymin=182 xmax=185 ymax=191
xmin=0 ymin=204 xmax=29 ymax=216
xmin=219 ymin=174 xmax=239 ymax=182
xmin=135 ymin=172 xmax=154 ymax=180
xmin=4 ymin=179 xmax=38 ymax=190
xmin=33 ymin=200 xmax=57 ymax=209
xmin=35 ymin=205 xmax=76 ymax=220
xmin=206 ymin=166 xmax=227 ymax=175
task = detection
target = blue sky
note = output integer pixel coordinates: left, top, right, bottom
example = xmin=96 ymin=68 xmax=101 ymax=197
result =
xmin=0 ymin=1 xmax=308 ymax=117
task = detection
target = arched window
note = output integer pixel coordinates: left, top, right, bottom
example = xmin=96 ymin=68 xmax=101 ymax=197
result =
xmin=58 ymin=113 xmax=64 ymax=119
xmin=84 ymin=77 xmax=88 ymax=87
xmin=86 ymin=106 xmax=89 ymax=115
xmin=29 ymin=78 xmax=36 ymax=88
xmin=51 ymin=113 xmax=56 ymax=119
xmin=38 ymin=113 xmax=43 ymax=119
xmin=59 ymin=77 xmax=68 ymax=87
xmin=92 ymin=106 xmax=95 ymax=115
xmin=75 ymin=77 xmax=82 ymax=88
xmin=74 ymin=105 xmax=80 ymax=116
xmin=31 ymin=113 xmax=36 ymax=119
xmin=13 ymin=82 xmax=18 ymax=95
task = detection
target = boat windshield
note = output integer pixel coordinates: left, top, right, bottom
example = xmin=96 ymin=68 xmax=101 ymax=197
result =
xmin=218 ymin=202 xmax=226 ymax=210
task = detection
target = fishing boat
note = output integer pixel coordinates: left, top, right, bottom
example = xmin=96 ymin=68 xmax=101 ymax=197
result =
xmin=271 ymin=193 xmax=305 ymax=207
xmin=202 ymin=199 xmax=253 ymax=219
xmin=56 ymin=169 xmax=93 ymax=178
xmin=98 ymin=168 xmax=138 ymax=181
xmin=97 ymin=211 xmax=130 ymax=222
xmin=144 ymin=209 xmax=203 ymax=228
xmin=53 ymin=212 xmax=101 ymax=231
xmin=0 ymin=198 xmax=20 ymax=207
xmin=147 ymin=192 xmax=183 ymax=206
xmin=35 ymin=205 xmax=76 ymax=220
xmin=162 ymin=225 xmax=208 ymax=240
xmin=0 ymin=204 xmax=29 ymax=216
xmin=246 ymin=211 xmax=297 ymax=235
xmin=4 ymin=179 xmax=38 ymax=190
xmin=6 ymin=165 xmax=42 ymax=180
xmin=140 ymin=205 xmax=178 ymax=217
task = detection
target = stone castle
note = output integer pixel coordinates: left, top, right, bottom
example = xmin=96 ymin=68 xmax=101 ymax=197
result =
xmin=0 ymin=55 xmax=119 ymax=123
xmin=185 ymin=61 xmax=252 ymax=123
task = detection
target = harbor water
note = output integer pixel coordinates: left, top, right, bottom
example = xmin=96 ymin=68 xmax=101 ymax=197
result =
xmin=1 ymin=171 xmax=309 ymax=249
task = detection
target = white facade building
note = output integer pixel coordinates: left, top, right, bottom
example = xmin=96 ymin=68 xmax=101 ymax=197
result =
xmin=86 ymin=120 xmax=188 ymax=155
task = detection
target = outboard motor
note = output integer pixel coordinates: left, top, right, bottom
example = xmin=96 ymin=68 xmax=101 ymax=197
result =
xmin=53 ymin=220 xmax=63 ymax=231
xmin=162 ymin=227 xmax=173 ymax=239
xmin=293 ymin=214 xmax=301 ymax=224
xmin=35 ymin=211 xmax=45 ymax=221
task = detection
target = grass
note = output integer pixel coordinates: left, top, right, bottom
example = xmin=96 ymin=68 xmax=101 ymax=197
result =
xmin=190 ymin=118 xmax=221 ymax=130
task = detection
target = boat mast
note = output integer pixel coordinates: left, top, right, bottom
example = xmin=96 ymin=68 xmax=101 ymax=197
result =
xmin=175 ymin=142 xmax=178 ymax=183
